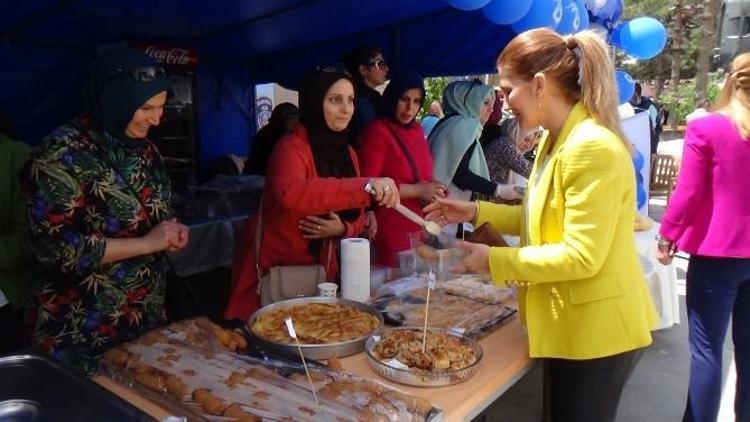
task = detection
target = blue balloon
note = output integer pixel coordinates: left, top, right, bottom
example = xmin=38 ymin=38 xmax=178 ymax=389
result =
xmin=615 ymin=70 xmax=635 ymax=105
xmin=557 ymin=0 xmax=588 ymax=34
xmin=576 ymin=0 xmax=590 ymax=32
xmin=584 ymin=0 xmax=623 ymax=22
xmin=511 ymin=0 xmax=563 ymax=33
xmin=636 ymin=172 xmax=647 ymax=209
xmin=446 ymin=0 xmax=492 ymax=11
xmin=633 ymin=149 xmax=647 ymax=209
xmin=482 ymin=0 xmax=533 ymax=25
xmin=613 ymin=17 xmax=667 ymax=60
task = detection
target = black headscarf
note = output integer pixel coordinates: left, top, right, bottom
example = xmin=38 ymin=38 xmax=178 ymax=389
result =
xmin=298 ymin=66 xmax=361 ymax=257
xmin=380 ymin=70 xmax=425 ymax=126
xmin=298 ymin=67 xmax=357 ymax=179
xmin=83 ymin=47 xmax=172 ymax=145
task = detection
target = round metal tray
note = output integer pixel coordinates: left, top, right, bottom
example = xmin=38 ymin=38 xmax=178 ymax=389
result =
xmin=247 ymin=297 xmax=383 ymax=360
xmin=365 ymin=327 xmax=483 ymax=387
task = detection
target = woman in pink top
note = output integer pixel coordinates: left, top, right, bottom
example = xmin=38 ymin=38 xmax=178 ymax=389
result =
xmin=657 ymin=53 xmax=750 ymax=422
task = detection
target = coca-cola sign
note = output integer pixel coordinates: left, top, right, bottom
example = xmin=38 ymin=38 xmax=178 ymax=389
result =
xmin=133 ymin=43 xmax=198 ymax=68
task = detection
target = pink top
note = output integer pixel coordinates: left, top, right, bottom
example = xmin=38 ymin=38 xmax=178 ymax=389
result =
xmin=660 ymin=113 xmax=750 ymax=257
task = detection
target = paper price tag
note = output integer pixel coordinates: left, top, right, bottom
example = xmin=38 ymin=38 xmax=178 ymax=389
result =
xmin=285 ymin=318 xmax=297 ymax=340
xmin=427 ymin=270 xmax=436 ymax=290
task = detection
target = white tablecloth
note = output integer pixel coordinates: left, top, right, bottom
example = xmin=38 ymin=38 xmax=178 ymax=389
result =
xmin=635 ymin=222 xmax=680 ymax=330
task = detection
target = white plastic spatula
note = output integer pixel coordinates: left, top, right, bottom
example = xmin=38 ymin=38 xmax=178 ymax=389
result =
xmin=364 ymin=184 xmax=441 ymax=236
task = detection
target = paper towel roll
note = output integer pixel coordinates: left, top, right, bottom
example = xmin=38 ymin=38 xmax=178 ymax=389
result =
xmin=340 ymin=238 xmax=370 ymax=303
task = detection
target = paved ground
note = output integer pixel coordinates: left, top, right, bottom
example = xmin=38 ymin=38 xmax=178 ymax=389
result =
xmin=479 ymin=197 xmax=737 ymax=421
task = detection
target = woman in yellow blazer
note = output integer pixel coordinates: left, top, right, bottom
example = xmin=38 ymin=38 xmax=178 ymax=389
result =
xmin=425 ymin=29 xmax=657 ymax=422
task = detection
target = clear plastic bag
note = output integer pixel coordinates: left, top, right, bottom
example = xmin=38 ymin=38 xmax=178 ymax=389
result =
xmin=370 ymin=276 xmax=517 ymax=337
xmin=100 ymin=318 xmax=440 ymax=421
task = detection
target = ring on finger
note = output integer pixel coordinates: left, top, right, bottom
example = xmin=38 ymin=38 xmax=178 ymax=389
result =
xmin=384 ymin=185 xmax=390 ymax=191
xmin=317 ymin=225 xmax=321 ymax=231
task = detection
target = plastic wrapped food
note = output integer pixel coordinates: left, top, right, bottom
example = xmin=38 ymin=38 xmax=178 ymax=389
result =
xmin=370 ymin=276 xmax=517 ymax=337
xmin=100 ymin=319 xmax=440 ymax=421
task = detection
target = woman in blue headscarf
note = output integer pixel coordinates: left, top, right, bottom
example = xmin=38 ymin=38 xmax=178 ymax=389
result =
xmin=25 ymin=47 xmax=189 ymax=375
xmin=428 ymin=80 xmax=519 ymax=204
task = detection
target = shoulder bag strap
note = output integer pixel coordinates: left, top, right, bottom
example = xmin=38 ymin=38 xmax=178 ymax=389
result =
xmin=383 ymin=122 xmax=420 ymax=184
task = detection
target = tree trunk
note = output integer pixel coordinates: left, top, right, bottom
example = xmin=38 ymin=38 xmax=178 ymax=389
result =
xmin=695 ymin=0 xmax=720 ymax=103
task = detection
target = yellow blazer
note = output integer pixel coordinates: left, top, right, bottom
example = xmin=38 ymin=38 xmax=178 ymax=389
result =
xmin=477 ymin=102 xmax=656 ymax=360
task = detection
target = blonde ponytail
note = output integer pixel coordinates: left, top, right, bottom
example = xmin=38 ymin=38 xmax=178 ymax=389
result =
xmin=498 ymin=28 xmax=633 ymax=154
xmin=565 ymin=31 xmax=631 ymax=153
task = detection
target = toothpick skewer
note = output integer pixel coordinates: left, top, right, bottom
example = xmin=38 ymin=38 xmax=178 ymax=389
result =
xmin=285 ymin=318 xmax=319 ymax=406
xmin=422 ymin=270 xmax=435 ymax=353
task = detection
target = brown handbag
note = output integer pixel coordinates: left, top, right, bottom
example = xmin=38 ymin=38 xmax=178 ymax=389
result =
xmin=254 ymin=197 xmax=330 ymax=306
xmin=464 ymin=222 xmax=508 ymax=247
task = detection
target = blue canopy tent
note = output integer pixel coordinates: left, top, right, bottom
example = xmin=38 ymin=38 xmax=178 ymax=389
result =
xmin=0 ymin=0 xmax=617 ymax=165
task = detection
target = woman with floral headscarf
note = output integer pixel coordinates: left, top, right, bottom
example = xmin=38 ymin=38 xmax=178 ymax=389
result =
xmin=26 ymin=47 xmax=189 ymax=374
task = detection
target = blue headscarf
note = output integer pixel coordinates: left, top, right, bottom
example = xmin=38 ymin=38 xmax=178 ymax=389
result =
xmin=83 ymin=47 xmax=172 ymax=143
xmin=428 ymin=80 xmax=494 ymax=187
xmin=380 ymin=70 xmax=425 ymax=126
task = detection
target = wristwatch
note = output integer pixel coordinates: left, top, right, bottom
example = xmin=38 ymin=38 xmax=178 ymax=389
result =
xmin=655 ymin=234 xmax=673 ymax=248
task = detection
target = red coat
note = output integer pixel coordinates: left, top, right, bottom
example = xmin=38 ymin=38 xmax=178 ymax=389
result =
xmin=224 ymin=125 xmax=370 ymax=321
xmin=357 ymin=119 xmax=434 ymax=267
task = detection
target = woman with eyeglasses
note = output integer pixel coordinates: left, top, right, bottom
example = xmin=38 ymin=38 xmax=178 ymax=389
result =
xmin=25 ymin=47 xmax=190 ymax=375
xmin=225 ymin=66 xmax=398 ymax=321
xmin=356 ymin=71 xmax=447 ymax=267
xmin=342 ymin=44 xmax=390 ymax=240
xmin=428 ymin=80 xmax=519 ymax=209
xmin=342 ymin=44 xmax=389 ymax=142
xmin=424 ymin=29 xmax=657 ymax=422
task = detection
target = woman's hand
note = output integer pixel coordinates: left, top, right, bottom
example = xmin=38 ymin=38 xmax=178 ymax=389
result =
xmin=451 ymin=241 xmax=491 ymax=276
xmin=423 ymin=198 xmax=477 ymax=226
xmin=416 ymin=181 xmax=448 ymax=202
xmin=366 ymin=177 xmax=400 ymax=208
xmin=364 ymin=210 xmax=378 ymax=239
xmin=167 ymin=222 xmax=190 ymax=252
xmin=143 ymin=218 xmax=185 ymax=254
xmin=656 ymin=236 xmax=676 ymax=265
xmin=299 ymin=212 xmax=346 ymax=239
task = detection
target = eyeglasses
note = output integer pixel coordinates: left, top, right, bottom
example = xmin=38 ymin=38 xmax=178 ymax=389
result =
xmin=315 ymin=63 xmax=352 ymax=77
xmin=110 ymin=66 xmax=167 ymax=82
xmin=367 ymin=59 xmax=388 ymax=71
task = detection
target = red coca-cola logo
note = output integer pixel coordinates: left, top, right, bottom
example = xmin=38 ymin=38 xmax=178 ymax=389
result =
xmin=135 ymin=43 xmax=198 ymax=67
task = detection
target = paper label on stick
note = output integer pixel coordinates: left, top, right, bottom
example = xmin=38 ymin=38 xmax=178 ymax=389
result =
xmin=427 ymin=270 xmax=436 ymax=290
xmin=285 ymin=318 xmax=298 ymax=339
xmin=383 ymin=358 xmax=410 ymax=370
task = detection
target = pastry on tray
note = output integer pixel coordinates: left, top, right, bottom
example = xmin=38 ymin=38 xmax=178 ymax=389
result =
xmin=251 ymin=303 xmax=380 ymax=344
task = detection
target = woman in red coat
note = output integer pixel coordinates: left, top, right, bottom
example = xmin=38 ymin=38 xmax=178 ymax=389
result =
xmin=357 ymin=71 xmax=446 ymax=267
xmin=225 ymin=67 xmax=399 ymax=321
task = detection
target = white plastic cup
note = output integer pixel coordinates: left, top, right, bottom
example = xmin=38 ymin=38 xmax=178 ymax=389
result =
xmin=318 ymin=282 xmax=338 ymax=297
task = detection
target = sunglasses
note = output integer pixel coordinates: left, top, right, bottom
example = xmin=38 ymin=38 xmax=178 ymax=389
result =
xmin=110 ymin=66 xmax=167 ymax=82
xmin=367 ymin=59 xmax=388 ymax=71
xmin=315 ymin=63 xmax=352 ymax=77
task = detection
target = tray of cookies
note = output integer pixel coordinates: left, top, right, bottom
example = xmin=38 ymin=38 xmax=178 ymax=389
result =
xmin=101 ymin=321 xmax=441 ymax=421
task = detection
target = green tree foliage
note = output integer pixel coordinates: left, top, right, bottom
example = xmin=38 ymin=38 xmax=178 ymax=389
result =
xmin=659 ymin=72 xmax=723 ymax=124
xmin=419 ymin=76 xmax=450 ymax=118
